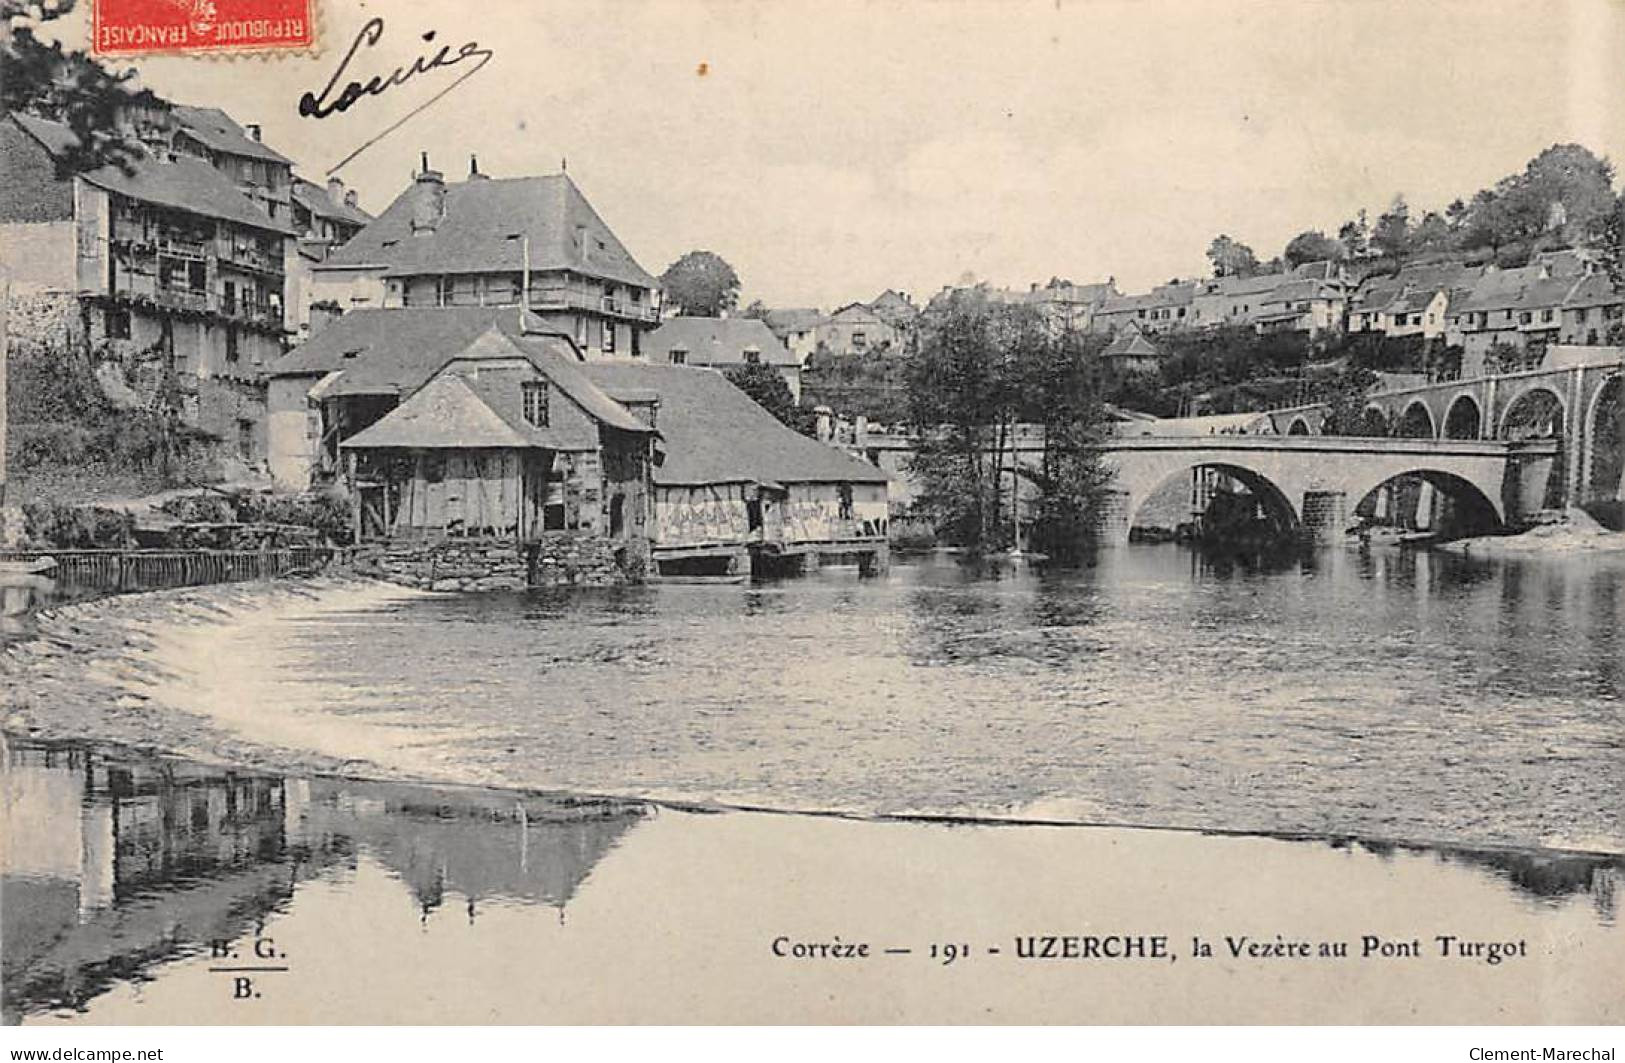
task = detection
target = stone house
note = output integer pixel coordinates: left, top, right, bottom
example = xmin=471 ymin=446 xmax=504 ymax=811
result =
xmin=644 ymin=316 xmax=803 ymax=402
xmin=1 ymin=110 xmax=295 ymax=464
xmin=1253 ymin=277 xmax=1348 ymax=337
xmin=1557 ymin=273 xmax=1625 ymax=346
xmin=816 ymin=302 xmax=899 ymax=356
xmin=307 ymin=156 xmax=660 ymax=360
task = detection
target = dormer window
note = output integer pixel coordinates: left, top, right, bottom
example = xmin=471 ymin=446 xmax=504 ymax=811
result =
xmin=744 ymin=348 xmax=761 ymax=365
xmin=522 ymin=380 xmax=549 ymax=427
xmin=670 ymin=347 xmax=687 ymax=366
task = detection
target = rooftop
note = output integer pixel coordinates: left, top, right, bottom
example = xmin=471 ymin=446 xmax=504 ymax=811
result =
xmin=170 ymin=104 xmax=293 ymax=166
xmin=645 ymin=317 xmax=797 ymax=366
xmin=10 ymin=112 xmax=293 ymax=235
xmin=322 ymin=171 xmax=656 ymax=289
xmin=581 ymin=362 xmax=887 ymax=487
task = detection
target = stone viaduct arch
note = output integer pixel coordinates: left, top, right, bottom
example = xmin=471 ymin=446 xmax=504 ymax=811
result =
xmin=1442 ymin=394 xmax=1482 ymax=440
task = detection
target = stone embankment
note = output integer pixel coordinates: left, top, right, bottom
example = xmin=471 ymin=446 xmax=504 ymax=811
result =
xmin=357 ymin=533 xmax=629 ymax=591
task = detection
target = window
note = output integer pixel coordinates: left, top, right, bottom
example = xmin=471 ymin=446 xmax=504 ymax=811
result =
xmin=575 ymin=316 xmax=588 ymax=347
xmin=743 ymin=348 xmax=761 ymax=365
xmin=838 ymin=483 xmax=854 ymax=521
xmin=851 ymin=330 xmax=867 ymax=349
xmin=631 ymin=328 xmax=641 ymax=358
xmin=522 ymin=380 xmax=549 ymax=427
xmin=1541 ymin=309 xmax=1554 ymax=323
xmin=670 ymin=348 xmax=687 ymax=366
xmin=603 ymin=321 xmax=616 ymax=353
xmin=105 ymin=307 xmax=131 ymax=339
xmin=225 ymin=326 xmax=239 ymax=363
xmin=1577 ymin=308 xmax=1590 ymax=323
xmin=237 ymin=419 xmax=254 ymax=460
xmin=223 ymin=280 xmax=237 ymax=315
xmin=1519 ymin=312 xmax=1531 ymax=325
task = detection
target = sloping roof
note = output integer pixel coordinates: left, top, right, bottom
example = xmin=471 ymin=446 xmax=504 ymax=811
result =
xmin=1455 ymin=265 xmax=1552 ymax=313
xmin=322 ymin=172 xmax=656 ymax=289
xmin=1213 ymin=273 xmax=1286 ymax=297
xmin=269 ymin=308 xmax=647 ymax=434
xmin=1387 ymin=288 xmax=1441 ymax=315
xmin=1102 ymin=323 xmax=1161 ymax=359
xmin=341 ymin=371 xmax=592 ymax=450
xmin=1263 ymin=278 xmax=1338 ymax=304
xmin=580 ymin=363 xmax=887 ymax=486
xmin=645 ymin=317 xmax=796 ymax=366
xmin=10 ymin=112 xmax=293 ymax=235
xmin=1562 ymin=273 xmax=1624 ymax=310
xmin=763 ymin=307 xmax=824 ymax=332
xmin=291 ymin=176 xmax=373 ymax=227
xmin=828 ymin=301 xmax=885 ymax=324
xmin=170 ymin=105 xmax=292 ymax=165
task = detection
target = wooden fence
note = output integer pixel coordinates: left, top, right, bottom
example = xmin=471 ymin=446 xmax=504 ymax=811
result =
xmin=0 ymin=546 xmax=344 ymax=596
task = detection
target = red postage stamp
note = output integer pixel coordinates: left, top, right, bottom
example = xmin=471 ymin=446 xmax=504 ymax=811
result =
xmin=91 ymin=0 xmax=316 ymax=56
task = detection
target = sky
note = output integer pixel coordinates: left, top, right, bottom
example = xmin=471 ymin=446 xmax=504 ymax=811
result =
xmin=39 ymin=0 xmax=1625 ymax=309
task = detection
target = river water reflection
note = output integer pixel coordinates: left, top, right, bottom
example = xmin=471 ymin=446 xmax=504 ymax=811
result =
xmin=216 ymin=545 xmax=1625 ymax=853
xmin=3 ymin=739 xmax=1621 ymax=1024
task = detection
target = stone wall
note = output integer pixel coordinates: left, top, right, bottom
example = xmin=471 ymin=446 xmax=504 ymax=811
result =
xmin=360 ymin=533 xmax=629 ymax=592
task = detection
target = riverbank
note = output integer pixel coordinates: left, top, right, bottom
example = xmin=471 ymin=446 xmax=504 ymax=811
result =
xmin=1439 ymin=509 xmax=1625 ymax=558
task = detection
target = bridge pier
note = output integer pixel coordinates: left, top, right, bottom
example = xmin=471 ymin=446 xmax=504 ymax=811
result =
xmin=1090 ymin=489 xmax=1133 ymax=547
xmin=1299 ymin=490 xmax=1349 ymax=545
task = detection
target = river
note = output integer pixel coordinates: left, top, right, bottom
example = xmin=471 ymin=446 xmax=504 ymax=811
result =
xmin=146 ymin=544 xmax=1625 ymax=854
xmin=5 ymin=543 xmax=1624 ymax=1023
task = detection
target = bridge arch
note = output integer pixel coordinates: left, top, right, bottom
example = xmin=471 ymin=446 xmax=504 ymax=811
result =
xmin=1287 ymin=416 xmax=1312 ymax=436
xmin=1125 ymin=461 xmax=1301 ymax=539
xmin=1357 ymin=406 xmax=1391 ymax=437
xmin=1396 ymin=400 xmax=1436 ymax=439
xmin=1583 ymin=373 xmax=1624 ymax=525
xmin=1345 ymin=468 xmax=1504 ymax=536
xmin=1442 ymin=394 xmax=1483 ymax=440
xmin=1499 ymin=385 xmax=1566 ymax=441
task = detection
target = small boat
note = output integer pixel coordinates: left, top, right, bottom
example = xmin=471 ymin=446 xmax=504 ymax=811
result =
xmin=646 ymin=573 xmax=749 ymax=586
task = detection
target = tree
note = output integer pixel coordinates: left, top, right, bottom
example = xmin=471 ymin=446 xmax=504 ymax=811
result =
xmin=660 ymin=251 xmax=741 ymax=317
xmin=1337 ymin=211 xmax=1370 ymax=260
xmin=1282 ymin=230 xmax=1345 ymax=269
xmin=2 ymin=4 xmax=162 ymax=177
xmin=740 ymin=299 xmax=770 ymax=320
xmin=1372 ymin=196 xmax=1413 ymax=262
xmin=723 ymin=363 xmax=814 ymax=436
xmin=1206 ymin=235 xmax=1259 ymax=278
xmin=904 ymin=291 xmax=1111 ymax=556
xmin=1519 ymin=143 xmax=1617 ymax=244
xmin=1411 ymin=211 xmax=1452 ymax=255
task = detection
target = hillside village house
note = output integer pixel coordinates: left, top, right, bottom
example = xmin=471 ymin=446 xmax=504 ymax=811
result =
xmin=1027 ymin=279 xmax=1118 ymax=333
xmin=763 ymin=307 xmax=823 ymax=363
xmin=1253 ymin=276 xmax=1349 ymax=337
xmin=1446 ymin=265 xmax=1575 ymax=373
xmin=816 ymin=301 xmax=899 ymax=356
xmin=868 ymin=288 xmax=921 ymax=329
xmin=1099 ymin=321 xmax=1164 ymax=374
xmin=307 ymin=156 xmax=661 ymax=360
xmin=1557 ymin=272 xmax=1625 ymax=346
xmin=644 ymin=316 xmax=802 ymax=402
xmin=1 ymin=110 xmax=296 ymax=462
xmin=1188 ymin=272 xmax=1282 ymax=329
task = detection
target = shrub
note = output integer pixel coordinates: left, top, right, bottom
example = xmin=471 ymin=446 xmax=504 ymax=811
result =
xmin=22 ymin=501 xmax=136 ymax=548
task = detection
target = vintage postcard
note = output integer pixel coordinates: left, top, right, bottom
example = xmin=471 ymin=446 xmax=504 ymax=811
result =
xmin=1 ymin=0 xmax=1623 ymax=1035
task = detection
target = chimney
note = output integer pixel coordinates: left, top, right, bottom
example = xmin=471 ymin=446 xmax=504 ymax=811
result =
xmin=326 ymin=176 xmax=344 ymax=207
xmin=469 ymin=154 xmax=487 ymax=180
xmin=344 ymin=189 xmax=358 ymax=208
xmin=410 ymin=152 xmax=446 ymax=235
xmin=245 ymin=123 xmax=262 ymax=142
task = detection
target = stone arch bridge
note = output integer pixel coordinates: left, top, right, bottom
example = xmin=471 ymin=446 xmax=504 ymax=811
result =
xmin=1090 ymin=435 xmax=1557 ymax=546
xmin=858 ymin=429 xmax=1559 ymax=547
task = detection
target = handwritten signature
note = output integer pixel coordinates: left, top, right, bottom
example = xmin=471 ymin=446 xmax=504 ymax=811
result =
xmin=300 ymin=17 xmax=494 ymax=173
